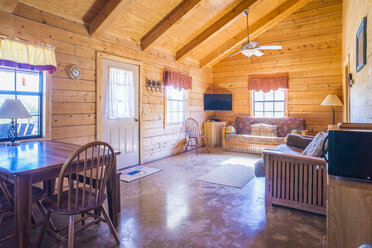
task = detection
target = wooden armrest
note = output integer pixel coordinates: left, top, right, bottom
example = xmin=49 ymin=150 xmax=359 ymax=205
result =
xmin=262 ymin=149 xmax=326 ymax=164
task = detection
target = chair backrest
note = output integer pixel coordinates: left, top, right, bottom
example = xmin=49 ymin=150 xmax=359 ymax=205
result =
xmin=25 ymin=123 xmax=35 ymax=136
xmin=185 ymin=118 xmax=201 ymax=138
xmin=18 ymin=123 xmax=28 ymax=137
xmin=57 ymin=141 xmax=116 ymax=212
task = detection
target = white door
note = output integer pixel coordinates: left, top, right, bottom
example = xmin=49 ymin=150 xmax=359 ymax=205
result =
xmin=100 ymin=58 xmax=140 ymax=170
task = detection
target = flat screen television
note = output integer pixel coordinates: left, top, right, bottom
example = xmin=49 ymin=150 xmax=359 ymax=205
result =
xmin=204 ymin=94 xmax=232 ymax=111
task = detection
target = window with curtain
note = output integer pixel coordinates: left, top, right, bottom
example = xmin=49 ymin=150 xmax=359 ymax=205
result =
xmin=253 ymin=89 xmax=285 ymax=118
xmin=0 ymin=67 xmax=43 ymax=141
xmin=106 ymin=67 xmax=135 ymax=119
xmin=166 ymin=86 xmax=186 ymax=125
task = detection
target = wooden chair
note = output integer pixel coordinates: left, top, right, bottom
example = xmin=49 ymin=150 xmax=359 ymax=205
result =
xmin=184 ymin=118 xmax=209 ymax=155
xmin=35 ymin=141 xmax=120 ymax=248
xmin=0 ymin=177 xmax=46 ymax=242
xmin=263 ymin=150 xmax=327 ymax=215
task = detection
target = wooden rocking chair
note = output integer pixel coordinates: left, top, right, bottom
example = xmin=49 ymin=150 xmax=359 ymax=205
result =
xmin=184 ymin=118 xmax=209 ymax=155
xmin=35 ymin=141 xmax=120 ymax=248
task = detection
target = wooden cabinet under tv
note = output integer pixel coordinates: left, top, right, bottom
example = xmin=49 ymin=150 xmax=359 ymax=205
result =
xmin=203 ymin=121 xmax=226 ymax=147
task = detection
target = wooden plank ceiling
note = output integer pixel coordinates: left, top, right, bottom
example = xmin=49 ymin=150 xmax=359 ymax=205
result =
xmin=8 ymin=0 xmax=320 ymax=67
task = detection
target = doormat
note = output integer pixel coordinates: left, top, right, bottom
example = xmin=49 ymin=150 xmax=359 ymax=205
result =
xmin=120 ymin=166 xmax=162 ymax=182
xmin=197 ymin=164 xmax=255 ymax=188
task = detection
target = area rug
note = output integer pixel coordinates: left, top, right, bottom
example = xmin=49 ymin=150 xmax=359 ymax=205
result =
xmin=120 ymin=166 xmax=162 ymax=182
xmin=197 ymin=164 xmax=255 ymax=188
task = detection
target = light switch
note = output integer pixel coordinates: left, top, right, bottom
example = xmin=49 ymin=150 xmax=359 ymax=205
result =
xmin=143 ymin=107 xmax=149 ymax=114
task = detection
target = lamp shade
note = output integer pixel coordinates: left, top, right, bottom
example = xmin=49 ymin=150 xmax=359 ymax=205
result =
xmin=0 ymin=99 xmax=31 ymax=119
xmin=321 ymin=94 xmax=343 ymax=106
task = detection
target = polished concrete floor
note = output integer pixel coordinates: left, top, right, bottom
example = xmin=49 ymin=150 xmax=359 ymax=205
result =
xmin=2 ymin=148 xmax=326 ymax=248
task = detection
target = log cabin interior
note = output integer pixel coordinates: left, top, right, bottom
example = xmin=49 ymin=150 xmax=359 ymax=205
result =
xmin=0 ymin=0 xmax=371 ymax=247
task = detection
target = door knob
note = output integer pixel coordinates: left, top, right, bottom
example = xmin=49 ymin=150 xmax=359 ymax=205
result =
xmin=134 ymin=118 xmax=139 ymax=122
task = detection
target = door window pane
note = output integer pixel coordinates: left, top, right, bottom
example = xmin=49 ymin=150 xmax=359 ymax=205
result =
xmin=106 ymin=67 xmax=135 ymax=119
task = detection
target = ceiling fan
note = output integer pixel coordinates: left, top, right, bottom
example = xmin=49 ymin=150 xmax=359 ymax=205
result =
xmin=229 ymin=10 xmax=282 ymax=58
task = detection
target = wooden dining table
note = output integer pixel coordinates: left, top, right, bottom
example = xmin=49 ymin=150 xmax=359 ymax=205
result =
xmin=0 ymin=141 xmax=120 ymax=248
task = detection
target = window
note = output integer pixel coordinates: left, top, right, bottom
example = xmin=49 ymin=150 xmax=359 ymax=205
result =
xmin=253 ymin=89 xmax=285 ymax=118
xmin=166 ymin=86 xmax=186 ymax=125
xmin=0 ymin=67 xmax=43 ymax=141
xmin=106 ymin=67 xmax=135 ymax=119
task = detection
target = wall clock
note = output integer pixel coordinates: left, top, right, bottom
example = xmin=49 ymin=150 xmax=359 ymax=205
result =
xmin=68 ymin=65 xmax=82 ymax=80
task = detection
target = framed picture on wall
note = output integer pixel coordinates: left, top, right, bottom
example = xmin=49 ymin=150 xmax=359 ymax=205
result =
xmin=356 ymin=17 xmax=367 ymax=72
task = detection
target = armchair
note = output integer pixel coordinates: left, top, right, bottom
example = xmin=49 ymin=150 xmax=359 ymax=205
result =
xmin=263 ymin=149 xmax=327 ymax=215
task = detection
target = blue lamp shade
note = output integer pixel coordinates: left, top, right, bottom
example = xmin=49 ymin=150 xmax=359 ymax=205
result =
xmin=0 ymin=99 xmax=31 ymax=119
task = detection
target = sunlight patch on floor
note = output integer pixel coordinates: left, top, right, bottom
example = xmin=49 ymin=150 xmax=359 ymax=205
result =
xmin=220 ymin=156 xmax=260 ymax=168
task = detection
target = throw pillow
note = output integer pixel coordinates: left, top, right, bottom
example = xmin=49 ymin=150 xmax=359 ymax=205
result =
xmin=225 ymin=125 xmax=236 ymax=134
xmin=251 ymin=124 xmax=261 ymax=136
xmin=302 ymin=132 xmax=328 ymax=157
xmin=250 ymin=123 xmax=278 ymax=137
xmin=286 ymin=134 xmax=314 ymax=150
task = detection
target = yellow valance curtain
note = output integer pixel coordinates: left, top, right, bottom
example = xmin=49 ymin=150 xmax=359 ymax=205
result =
xmin=0 ymin=39 xmax=57 ymax=73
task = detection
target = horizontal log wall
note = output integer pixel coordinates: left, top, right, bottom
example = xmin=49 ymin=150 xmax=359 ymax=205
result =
xmin=0 ymin=11 xmax=212 ymax=163
xmin=343 ymin=0 xmax=372 ymax=123
xmin=212 ymin=0 xmax=343 ymax=133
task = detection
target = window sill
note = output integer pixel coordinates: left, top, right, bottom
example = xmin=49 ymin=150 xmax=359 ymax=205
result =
xmin=0 ymin=137 xmax=51 ymax=145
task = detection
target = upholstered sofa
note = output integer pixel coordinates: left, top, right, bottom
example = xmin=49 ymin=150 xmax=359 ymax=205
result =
xmin=222 ymin=117 xmax=304 ymax=154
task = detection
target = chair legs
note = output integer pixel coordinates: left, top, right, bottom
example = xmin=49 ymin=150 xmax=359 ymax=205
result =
xmin=184 ymin=138 xmax=191 ymax=152
xmin=68 ymin=215 xmax=75 ymax=248
xmin=35 ymin=210 xmax=51 ymax=248
xmin=100 ymin=205 xmax=120 ymax=244
xmin=36 ymin=206 xmax=119 ymax=247
xmin=203 ymin=137 xmax=210 ymax=153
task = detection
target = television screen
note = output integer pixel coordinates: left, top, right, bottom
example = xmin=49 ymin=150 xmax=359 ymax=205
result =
xmin=204 ymin=94 xmax=232 ymax=111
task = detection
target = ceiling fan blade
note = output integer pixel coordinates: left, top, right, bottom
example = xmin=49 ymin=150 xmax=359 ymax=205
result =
xmin=229 ymin=50 xmax=243 ymax=57
xmin=257 ymin=45 xmax=282 ymax=50
xmin=254 ymin=50 xmax=264 ymax=57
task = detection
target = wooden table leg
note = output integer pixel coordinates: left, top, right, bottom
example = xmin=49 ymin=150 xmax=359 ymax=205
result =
xmin=14 ymin=175 xmax=32 ymax=248
xmin=107 ymin=161 xmax=119 ymax=227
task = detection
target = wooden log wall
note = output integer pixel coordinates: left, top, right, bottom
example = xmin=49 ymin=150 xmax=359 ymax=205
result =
xmin=343 ymin=0 xmax=372 ymax=123
xmin=212 ymin=0 xmax=343 ymax=133
xmin=0 ymin=11 xmax=212 ymax=163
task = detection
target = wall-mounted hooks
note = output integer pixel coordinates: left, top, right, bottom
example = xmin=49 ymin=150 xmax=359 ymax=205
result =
xmin=146 ymin=79 xmax=162 ymax=92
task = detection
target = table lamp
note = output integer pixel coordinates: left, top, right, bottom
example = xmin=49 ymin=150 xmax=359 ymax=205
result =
xmin=321 ymin=94 xmax=343 ymax=125
xmin=0 ymin=99 xmax=31 ymax=146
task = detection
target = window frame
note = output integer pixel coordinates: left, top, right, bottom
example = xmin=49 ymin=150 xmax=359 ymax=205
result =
xmin=0 ymin=67 xmax=43 ymax=142
xmin=251 ymin=89 xmax=288 ymax=118
xmin=164 ymin=86 xmax=188 ymax=127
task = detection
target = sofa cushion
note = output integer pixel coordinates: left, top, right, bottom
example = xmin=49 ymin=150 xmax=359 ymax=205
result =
xmin=302 ymin=132 xmax=328 ymax=157
xmin=234 ymin=117 xmax=304 ymax=137
xmin=286 ymin=134 xmax=313 ymax=150
xmin=251 ymin=123 xmax=278 ymax=137
xmin=225 ymin=134 xmax=285 ymax=146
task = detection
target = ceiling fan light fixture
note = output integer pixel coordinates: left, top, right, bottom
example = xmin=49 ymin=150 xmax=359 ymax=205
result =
xmin=241 ymin=50 xmax=255 ymax=57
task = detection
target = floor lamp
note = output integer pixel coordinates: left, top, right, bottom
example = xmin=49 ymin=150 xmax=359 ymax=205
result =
xmin=321 ymin=94 xmax=343 ymax=125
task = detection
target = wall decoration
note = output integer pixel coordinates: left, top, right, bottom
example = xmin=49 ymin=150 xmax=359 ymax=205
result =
xmin=146 ymin=79 xmax=162 ymax=92
xmin=356 ymin=17 xmax=367 ymax=72
xmin=68 ymin=65 xmax=82 ymax=80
